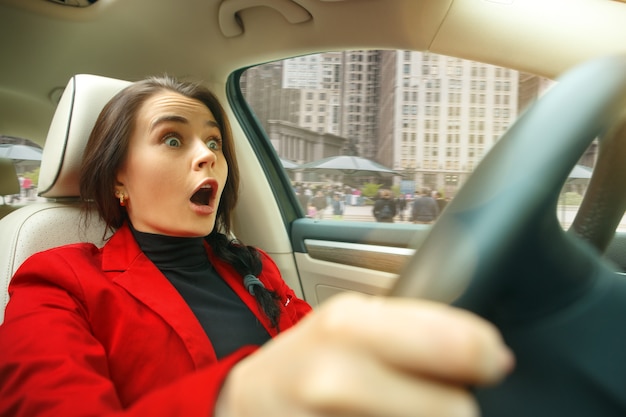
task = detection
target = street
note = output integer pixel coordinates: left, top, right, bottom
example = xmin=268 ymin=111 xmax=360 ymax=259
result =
xmin=316 ymin=203 xmax=626 ymax=232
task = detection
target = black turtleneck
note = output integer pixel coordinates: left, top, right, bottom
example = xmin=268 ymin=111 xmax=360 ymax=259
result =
xmin=130 ymin=226 xmax=271 ymax=359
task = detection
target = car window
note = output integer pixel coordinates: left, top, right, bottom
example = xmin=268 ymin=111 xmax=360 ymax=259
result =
xmin=239 ymin=50 xmax=608 ymax=231
xmin=0 ymin=136 xmax=42 ymax=207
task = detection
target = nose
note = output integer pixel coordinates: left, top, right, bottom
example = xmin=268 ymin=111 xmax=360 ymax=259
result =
xmin=193 ymin=139 xmax=216 ymax=170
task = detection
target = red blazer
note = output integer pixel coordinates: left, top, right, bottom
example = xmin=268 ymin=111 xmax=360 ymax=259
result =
xmin=0 ymin=223 xmax=312 ymax=417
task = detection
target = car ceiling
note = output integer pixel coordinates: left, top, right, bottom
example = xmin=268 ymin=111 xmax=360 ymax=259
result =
xmin=1 ymin=0 xmax=626 ymax=146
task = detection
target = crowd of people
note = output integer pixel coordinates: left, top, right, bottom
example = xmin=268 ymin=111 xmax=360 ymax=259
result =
xmin=372 ymin=188 xmax=450 ymax=224
xmin=294 ymin=184 xmax=357 ymax=220
xmin=294 ymin=182 xmax=450 ymax=223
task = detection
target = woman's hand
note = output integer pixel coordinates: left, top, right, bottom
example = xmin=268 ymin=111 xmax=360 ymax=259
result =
xmin=216 ymin=293 xmax=514 ymax=417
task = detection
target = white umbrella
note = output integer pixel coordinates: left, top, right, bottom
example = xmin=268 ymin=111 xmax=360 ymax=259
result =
xmin=567 ymin=164 xmax=593 ymax=184
xmin=560 ymin=164 xmax=593 ymax=222
xmin=299 ymin=155 xmax=399 ymax=178
xmin=0 ymin=144 xmax=43 ymax=161
xmin=280 ymin=158 xmax=299 ymax=170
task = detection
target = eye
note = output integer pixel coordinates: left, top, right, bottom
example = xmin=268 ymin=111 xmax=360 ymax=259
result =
xmin=164 ymin=135 xmax=182 ymax=148
xmin=207 ymin=137 xmax=222 ymax=151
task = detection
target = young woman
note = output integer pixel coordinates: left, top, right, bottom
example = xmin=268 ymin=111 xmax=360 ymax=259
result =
xmin=0 ymin=76 xmax=513 ymax=417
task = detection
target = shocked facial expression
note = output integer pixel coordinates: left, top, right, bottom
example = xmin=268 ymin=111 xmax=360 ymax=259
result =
xmin=115 ymin=90 xmax=228 ymax=237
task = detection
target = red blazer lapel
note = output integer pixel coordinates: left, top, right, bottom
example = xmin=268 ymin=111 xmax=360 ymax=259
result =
xmin=101 ymin=224 xmax=218 ymax=367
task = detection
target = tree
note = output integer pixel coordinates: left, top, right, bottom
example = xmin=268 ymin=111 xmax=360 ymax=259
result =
xmin=361 ymin=182 xmax=382 ymax=199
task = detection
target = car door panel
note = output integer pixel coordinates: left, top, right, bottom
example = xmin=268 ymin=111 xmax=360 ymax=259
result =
xmin=289 ymin=219 xmax=429 ymax=307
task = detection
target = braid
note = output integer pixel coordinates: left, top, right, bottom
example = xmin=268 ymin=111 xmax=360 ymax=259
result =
xmin=205 ymin=231 xmax=282 ymax=330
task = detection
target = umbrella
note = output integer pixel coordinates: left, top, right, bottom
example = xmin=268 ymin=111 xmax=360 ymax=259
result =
xmin=560 ymin=164 xmax=593 ymax=222
xmin=280 ymin=158 xmax=299 ymax=170
xmin=0 ymin=144 xmax=43 ymax=161
xmin=299 ymin=155 xmax=399 ymax=178
xmin=567 ymin=164 xmax=593 ymax=184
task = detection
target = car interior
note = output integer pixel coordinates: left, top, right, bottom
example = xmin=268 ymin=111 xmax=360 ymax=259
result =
xmin=1 ymin=0 xmax=626 ymax=415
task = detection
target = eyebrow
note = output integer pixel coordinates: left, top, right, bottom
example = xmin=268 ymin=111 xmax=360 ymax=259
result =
xmin=149 ymin=115 xmax=220 ymax=132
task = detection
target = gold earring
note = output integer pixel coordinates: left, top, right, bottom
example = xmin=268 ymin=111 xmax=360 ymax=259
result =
xmin=116 ymin=191 xmax=126 ymax=207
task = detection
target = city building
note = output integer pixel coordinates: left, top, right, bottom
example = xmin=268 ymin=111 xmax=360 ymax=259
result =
xmin=242 ymin=51 xmax=581 ymax=195
xmin=379 ymin=51 xmax=519 ymax=196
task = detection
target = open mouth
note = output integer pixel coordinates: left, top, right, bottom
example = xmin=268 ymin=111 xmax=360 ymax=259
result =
xmin=190 ymin=185 xmax=213 ymax=206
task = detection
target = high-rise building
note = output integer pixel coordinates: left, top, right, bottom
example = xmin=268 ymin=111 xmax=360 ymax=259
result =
xmin=241 ymin=57 xmax=346 ymax=165
xmin=279 ymin=51 xmax=381 ymax=159
xmin=242 ymin=50 xmax=532 ymax=194
xmin=379 ymin=51 xmax=519 ymax=194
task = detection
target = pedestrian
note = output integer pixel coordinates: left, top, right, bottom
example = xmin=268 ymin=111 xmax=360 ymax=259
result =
xmin=295 ymin=185 xmax=310 ymax=213
xmin=331 ymin=193 xmax=344 ymax=220
xmin=396 ymin=194 xmax=407 ymax=221
xmin=433 ymin=190 xmax=448 ymax=217
xmin=310 ymin=190 xmax=327 ymax=220
xmin=373 ymin=189 xmax=396 ymax=222
xmin=412 ymin=188 xmax=439 ymax=224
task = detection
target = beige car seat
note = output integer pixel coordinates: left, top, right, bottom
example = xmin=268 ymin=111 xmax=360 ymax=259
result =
xmin=0 ymin=74 xmax=130 ymax=323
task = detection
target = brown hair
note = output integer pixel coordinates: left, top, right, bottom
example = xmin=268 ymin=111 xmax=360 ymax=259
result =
xmin=79 ymin=76 xmax=240 ymax=237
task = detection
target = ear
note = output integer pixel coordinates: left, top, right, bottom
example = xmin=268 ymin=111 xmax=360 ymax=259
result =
xmin=114 ymin=183 xmax=127 ymax=202
xmin=114 ymin=168 xmax=126 ymax=194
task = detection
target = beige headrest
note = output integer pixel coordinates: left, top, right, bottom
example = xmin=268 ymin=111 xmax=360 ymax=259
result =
xmin=0 ymin=157 xmax=19 ymax=196
xmin=38 ymin=74 xmax=131 ymax=198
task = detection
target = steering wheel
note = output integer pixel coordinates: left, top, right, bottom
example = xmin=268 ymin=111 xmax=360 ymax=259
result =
xmin=390 ymin=55 xmax=626 ymax=417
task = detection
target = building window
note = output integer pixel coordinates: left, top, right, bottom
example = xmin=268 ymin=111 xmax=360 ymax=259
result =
xmin=445 ymin=175 xmax=459 ymax=185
